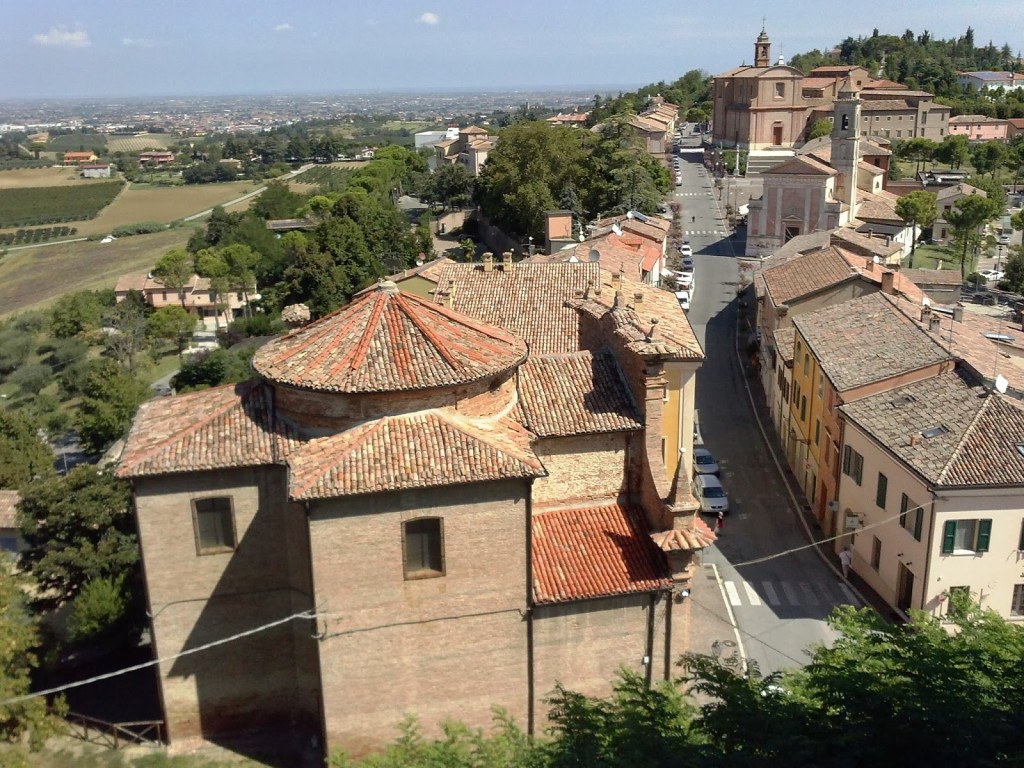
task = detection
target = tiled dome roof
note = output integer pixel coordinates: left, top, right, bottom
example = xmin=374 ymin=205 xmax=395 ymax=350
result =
xmin=253 ymin=281 xmax=528 ymax=393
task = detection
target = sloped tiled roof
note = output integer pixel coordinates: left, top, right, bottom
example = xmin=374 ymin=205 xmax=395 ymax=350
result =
xmin=253 ymin=282 xmax=527 ymax=393
xmin=532 ymin=503 xmax=670 ymax=604
xmin=433 ymin=262 xmax=599 ymax=355
xmin=761 ymin=246 xmax=857 ymax=306
xmin=651 ymin=516 xmax=717 ymax=553
xmin=792 ymin=292 xmax=951 ymax=392
xmin=116 ymin=382 xmax=292 ymax=479
xmin=840 ymin=372 xmax=1024 ymax=487
xmin=762 ymin=155 xmax=836 ymax=176
xmin=518 ymin=350 xmax=642 ymax=437
xmin=774 ymin=325 xmax=796 ymax=363
xmin=0 ymin=490 xmax=20 ymax=528
xmin=288 ymin=411 xmax=543 ymax=499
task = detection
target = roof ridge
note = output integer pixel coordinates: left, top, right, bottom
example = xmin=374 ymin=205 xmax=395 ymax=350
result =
xmin=323 ymin=292 xmax=387 ymax=379
xmin=936 ymin=394 xmax=992 ymax=485
xmin=119 ymin=382 xmax=257 ymax=473
xmin=287 ymin=415 xmax=389 ymax=498
xmin=393 ymin=292 xmax=461 ymax=369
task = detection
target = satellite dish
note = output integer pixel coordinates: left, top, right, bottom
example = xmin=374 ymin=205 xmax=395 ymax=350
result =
xmin=588 ymin=248 xmax=600 ymax=263
xmin=626 ymin=211 xmax=634 ymax=219
xmin=922 ymin=297 xmax=931 ymax=307
xmin=873 ymin=255 xmax=881 ymax=264
xmin=612 ymin=223 xmax=623 ymax=236
xmin=995 ymin=374 xmax=1009 ymax=394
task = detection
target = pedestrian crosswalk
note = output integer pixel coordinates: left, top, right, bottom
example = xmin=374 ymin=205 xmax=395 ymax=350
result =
xmin=722 ymin=579 xmax=860 ymax=609
xmin=674 ymin=192 xmax=713 ymax=197
xmin=684 ymin=230 xmax=728 ymax=236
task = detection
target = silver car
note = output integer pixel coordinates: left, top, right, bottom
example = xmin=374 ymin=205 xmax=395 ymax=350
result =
xmin=694 ymin=447 xmax=719 ymax=475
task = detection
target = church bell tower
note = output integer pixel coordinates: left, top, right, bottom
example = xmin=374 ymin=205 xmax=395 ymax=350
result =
xmin=831 ymin=77 xmax=861 ymax=214
xmin=754 ymin=25 xmax=771 ymax=68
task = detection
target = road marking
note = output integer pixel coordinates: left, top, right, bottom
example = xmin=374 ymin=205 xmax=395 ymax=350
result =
xmin=800 ymin=582 xmax=820 ymax=605
xmin=837 ymin=581 xmax=860 ymax=606
xmin=816 ymin=582 xmax=836 ymax=604
xmin=724 ymin=580 xmax=742 ymax=606
xmin=781 ymin=581 xmax=800 ymax=605
xmin=762 ymin=581 xmax=781 ymax=606
xmin=742 ymin=581 xmax=762 ymax=606
xmin=710 ymin=563 xmax=749 ymax=672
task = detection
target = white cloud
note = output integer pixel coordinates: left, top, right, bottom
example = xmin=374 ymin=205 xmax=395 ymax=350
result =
xmin=417 ymin=12 xmax=439 ymax=25
xmin=33 ymin=26 xmax=90 ymax=48
xmin=122 ymin=37 xmax=166 ymax=48
xmin=274 ymin=23 xmax=293 ymax=32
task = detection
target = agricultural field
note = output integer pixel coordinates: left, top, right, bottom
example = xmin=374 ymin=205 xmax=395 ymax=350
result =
xmin=107 ymin=133 xmax=172 ymax=153
xmin=0 ymin=225 xmax=77 ymax=247
xmin=0 ymin=181 xmax=124 ymax=228
xmin=0 ymin=167 xmax=96 ymax=188
xmin=0 ymin=227 xmax=193 ymax=317
xmin=80 ymin=180 xmax=255 ymax=235
xmin=46 ymin=133 xmax=107 ymax=152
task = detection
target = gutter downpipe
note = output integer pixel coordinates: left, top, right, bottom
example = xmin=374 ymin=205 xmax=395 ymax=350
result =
xmin=921 ymin=488 xmax=939 ymax=612
xmin=525 ymin=480 xmax=535 ymax=737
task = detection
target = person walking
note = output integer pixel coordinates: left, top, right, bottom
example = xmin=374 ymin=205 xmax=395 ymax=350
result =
xmin=716 ymin=511 xmax=724 ymax=536
xmin=839 ymin=547 xmax=853 ymax=579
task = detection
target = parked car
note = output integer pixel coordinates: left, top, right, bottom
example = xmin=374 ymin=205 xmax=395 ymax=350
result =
xmin=998 ymin=233 xmax=1012 ymax=245
xmin=692 ymin=474 xmax=730 ymax=514
xmin=675 ymin=290 xmax=690 ymax=311
xmin=678 ymin=272 xmax=694 ymax=291
xmin=693 ymin=447 xmax=720 ymax=475
xmin=980 ymin=269 xmax=1005 ymax=281
xmin=679 ymin=242 xmax=693 ymax=257
xmin=680 ymin=256 xmax=695 ymax=274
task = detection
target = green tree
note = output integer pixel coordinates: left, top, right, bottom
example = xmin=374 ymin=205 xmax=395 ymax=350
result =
xmin=1002 ymin=248 xmax=1024 ymax=293
xmin=933 ymin=135 xmax=970 ymax=169
xmin=971 ymin=140 xmax=1008 ymax=178
xmin=104 ymin=290 xmax=151 ymax=372
xmin=807 ymin=118 xmax=833 ymax=140
xmin=170 ymin=347 xmax=255 ymax=393
xmin=49 ymin=290 xmax=111 ymax=339
xmin=895 ymin=189 xmax=938 ymax=266
xmin=16 ymin=465 xmax=137 ymax=608
xmin=425 ymin=162 xmax=473 ymax=211
xmin=0 ymin=410 xmax=54 ymax=488
xmin=152 ymin=248 xmax=195 ymax=309
xmin=147 ymin=305 xmax=197 ymax=358
xmin=251 ymin=179 xmax=306 ymax=220
xmin=195 ymin=248 xmax=232 ymax=331
xmin=72 ymin=359 xmax=149 ymax=454
xmin=66 ymin=572 xmax=133 ymax=643
xmin=0 ymin=568 xmax=63 ymax=750
xmin=946 ymin=193 xmax=999 ymax=277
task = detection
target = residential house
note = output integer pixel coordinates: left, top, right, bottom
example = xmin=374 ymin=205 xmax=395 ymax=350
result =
xmin=81 ymin=164 xmax=112 ymax=178
xmin=898 ymin=268 xmax=963 ymax=305
xmin=957 ymin=71 xmax=1024 ymax=93
xmin=0 ymin=491 xmax=24 ymax=557
xmin=1007 ymin=118 xmax=1024 ymax=140
xmin=931 ymin=183 xmax=987 ymax=243
xmin=138 ymin=151 xmax=175 ymax=166
xmin=546 ymin=113 xmax=589 ymax=128
xmin=787 ymin=292 xmax=954 ymax=533
xmin=948 ymin=115 xmax=1009 ymax=142
xmin=540 ymin=212 xmax=669 ymax=286
xmin=434 ymin=126 xmax=495 ymax=176
xmin=114 ymin=273 xmax=248 ymax=330
xmin=837 ymin=371 xmax=1024 ymax=619
xmin=116 ymin=265 xmax=711 ymax=761
xmin=62 ymin=151 xmax=98 ymax=165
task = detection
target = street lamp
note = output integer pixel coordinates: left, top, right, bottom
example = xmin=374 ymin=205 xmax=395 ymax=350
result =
xmin=997 ymin=243 xmax=1005 ymax=272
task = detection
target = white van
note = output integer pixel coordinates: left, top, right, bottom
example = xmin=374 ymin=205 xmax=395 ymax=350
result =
xmin=693 ymin=474 xmax=730 ymax=514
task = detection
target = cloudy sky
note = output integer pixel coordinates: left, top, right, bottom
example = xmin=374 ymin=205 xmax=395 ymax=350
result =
xmin=2 ymin=0 xmax=1022 ymax=99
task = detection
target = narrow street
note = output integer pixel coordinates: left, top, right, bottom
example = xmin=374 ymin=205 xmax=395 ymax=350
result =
xmin=673 ymin=135 xmax=855 ymax=674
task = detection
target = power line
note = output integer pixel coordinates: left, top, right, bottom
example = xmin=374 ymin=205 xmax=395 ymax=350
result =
xmin=0 ymin=610 xmax=315 ymax=707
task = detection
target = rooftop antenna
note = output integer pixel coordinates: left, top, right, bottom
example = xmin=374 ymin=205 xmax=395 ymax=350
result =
xmin=588 ymin=248 xmax=600 ymax=262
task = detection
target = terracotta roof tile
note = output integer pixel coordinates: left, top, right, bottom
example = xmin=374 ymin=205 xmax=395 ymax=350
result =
xmin=792 ymin=293 xmax=951 ymax=392
xmin=116 ymin=382 xmax=291 ymax=479
xmin=762 ymin=155 xmax=837 ymax=176
xmin=518 ymin=350 xmax=642 ymax=437
xmin=761 ymin=246 xmax=857 ymax=305
xmin=532 ymin=503 xmax=670 ymax=603
xmin=651 ymin=516 xmax=717 ymax=552
xmin=0 ymin=490 xmax=19 ymax=528
xmin=774 ymin=326 xmax=796 ymax=363
xmin=253 ymin=282 xmax=527 ymax=393
xmin=288 ymin=411 xmax=543 ymax=499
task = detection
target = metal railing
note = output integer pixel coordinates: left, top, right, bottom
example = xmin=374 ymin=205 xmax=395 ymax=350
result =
xmin=61 ymin=709 xmax=164 ymax=749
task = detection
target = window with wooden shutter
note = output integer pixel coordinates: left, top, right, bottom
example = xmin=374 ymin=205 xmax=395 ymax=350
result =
xmin=842 ymin=445 xmax=851 ymax=475
xmin=942 ymin=520 xmax=957 ymax=554
xmin=899 ymin=493 xmax=909 ymax=527
xmin=192 ymin=497 xmax=236 ymax=555
xmin=976 ymin=519 xmax=992 ymax=552
xmin=875 ymin=473 xmax=888 ymax=509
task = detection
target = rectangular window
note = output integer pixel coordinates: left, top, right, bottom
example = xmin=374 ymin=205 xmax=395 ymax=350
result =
xmin=1019 ymin=520 xmax=1024 ymax=551
xmin=871 ymin=536 xmax=881 ymax=570
xmin=942 ymin=519 xmax=992 ymax=554
xmin=842 ymin=446 xmax=863 ymax=485
xmin=901 ymin=494 xmax=923 ymax=541
xmin=814 ymin=419 xmax=821 ymax=446
xmin=1012 ymin=585 xmax=1024 ymax=617
xmin=775 ymin=82 xmax=785 ymax=98
xmin=403 ymin=517 xmax=445 ymax=579
xmin=192 ymin=497 xmax=236 ymax=554
xmin=875 ymin=473 xmax=888 ymax=509
xmin=800 ymin=395 xmax=807 ymax=422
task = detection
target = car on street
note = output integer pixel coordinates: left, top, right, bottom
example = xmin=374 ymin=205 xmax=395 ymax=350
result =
xmin=998 ymin=233 xmax=1012 ymax=245
xmin=693 ymin=447 xmax=720 ymax=475
xmin=677 ymin=272 xmax=694 ymax=291
xmin=680 ymin=256 xmax=695 ymax=274
xmin=674 ymin=290 xmax=690 ymax=311
xmin=679 ymin=242 xmax=693 ymax=257
xmin=692 ymin=474 xmax=730 ymax=514
xmin=980 ymin=269 xmax=1005 ymax=281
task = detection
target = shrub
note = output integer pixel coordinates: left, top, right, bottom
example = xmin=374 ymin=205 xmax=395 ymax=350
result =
xmin=7 ymin=363 xmax=51 ymax=395
xmin=66 ymin=573 xmax=131 ymax=643
xmin=111 ymin=220 xmax=166 ymax=237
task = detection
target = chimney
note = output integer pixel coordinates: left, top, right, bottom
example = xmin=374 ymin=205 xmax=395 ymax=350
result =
xmin=611 ymin=269 xmax=622 ymax=291
xmin=501 ymin=251 xmax=513 ymax=271
xmin=483 ymin=252 xmax=494 ymax=272
xmin=865 ymin=257 xmax=874 ymax=272
xmin=634 ymin=291 xmax=644 ymax=306
xmin=928 ymin=314 xmax=942 ymax=332
xmin=910 ymin=433 xmax=918 ymax=447
xmin=881 ymin=270 xmax=895 ymax=295
xmin=952 ymin=306 xmax=964 ymax=323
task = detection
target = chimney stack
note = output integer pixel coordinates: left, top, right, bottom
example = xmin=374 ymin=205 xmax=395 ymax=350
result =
xmin=501 ymin=251 xmax=513 ymax=271
xmin=952 ymin=306 xmax=964 ymax=323
xmin=910 ymin=433 xmax=918 ymax=447
xmin=881 ymin=270 xmax=895 ymax=295
xmin=865 ymin=258 xmax=874 ymax=272
xmin=928 ymin=315 xmax=941 ymax=332
xmin=634 ymin=291 xmax=644 ymax=306
xmin=611 ymin=269 xmax=622 ymax=291
xmin=483 ymin=252 xmax=494 ymax=272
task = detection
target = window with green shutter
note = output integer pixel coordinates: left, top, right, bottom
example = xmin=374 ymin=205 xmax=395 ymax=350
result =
xmin=1019 ymin=520 xmax=1024 ymax=551
xmin=942 ymin=520 xmax=956 ymax=554
xmin=899 ymin=493 xmax=909 ymax=527
xmin=976 ymin=519 xmax=992 ymax=552
xmin=842 ymin=445 xmax=851 ymax=475
xmin=875 ymin=473 xmax=887 ymax=509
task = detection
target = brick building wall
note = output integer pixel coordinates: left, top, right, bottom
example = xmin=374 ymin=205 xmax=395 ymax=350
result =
xmin=307 ymin=479 xmax=532 ymax=755
xmin=532 ymin=433 xmax=628 ymax=505
xmin=133 ymin=467 xmax=319 ymax=747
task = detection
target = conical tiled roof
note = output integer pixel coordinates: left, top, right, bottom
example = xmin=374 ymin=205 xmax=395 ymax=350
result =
xmin=252 ymin=281 xmax=528 ymax=393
